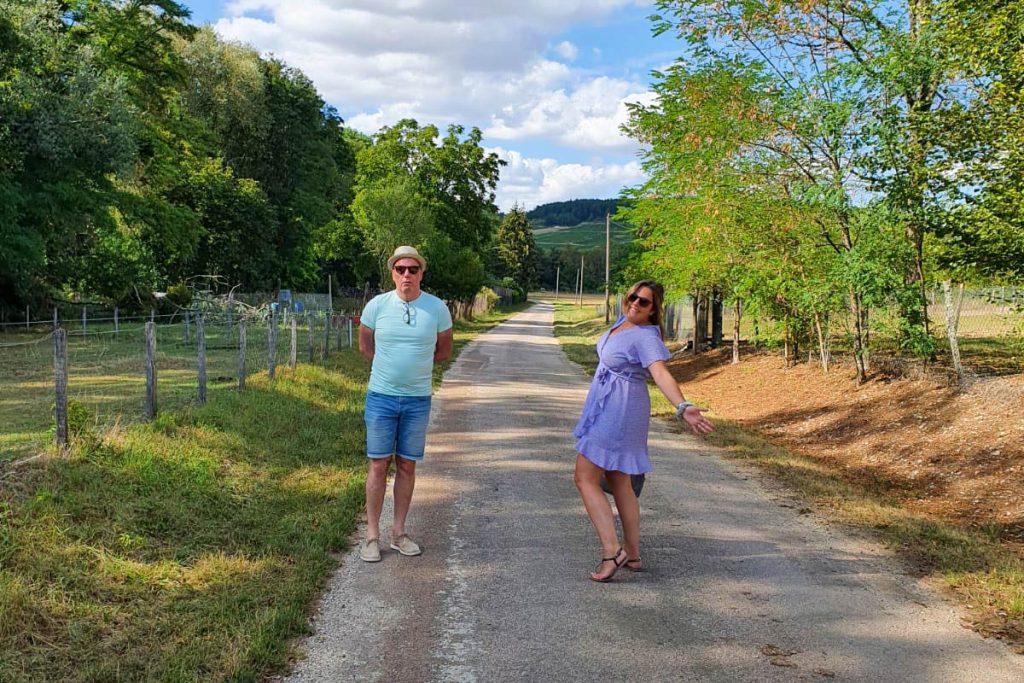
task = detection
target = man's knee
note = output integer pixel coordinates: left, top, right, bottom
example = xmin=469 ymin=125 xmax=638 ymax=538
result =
xmin=394 ymin=456 xmax=417 ymax=476
xmin=368 ymin=457 xmax=391 ymax=478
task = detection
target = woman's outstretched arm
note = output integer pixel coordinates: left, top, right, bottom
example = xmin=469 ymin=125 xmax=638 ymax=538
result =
xmin=648 ymin=360 xmax=714 ymax=436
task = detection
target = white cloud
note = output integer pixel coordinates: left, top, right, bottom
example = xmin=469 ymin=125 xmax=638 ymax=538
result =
xmin=490 ymin=147 xmax=646 ymax=211
xmin=555 ymin=41 xmax=578 ymax=61
xmin=212 ymin=1 xmax=649 ymax=137
xmin=486 ymin=79 xmax=655 ymax=150
xmin=211 ymin=1 xmax=657 ymax=205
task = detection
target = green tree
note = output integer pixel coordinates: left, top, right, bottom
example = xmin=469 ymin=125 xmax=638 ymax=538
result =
xmin=352 ymin=177 xmax=435 ymax=286
xmin=353 ymin=119 xmax=504 ymax=302
xmin=494 ymin=206 xmax=539 ymax=292
xmin=0 ymin=1 xmax=140 ymax=308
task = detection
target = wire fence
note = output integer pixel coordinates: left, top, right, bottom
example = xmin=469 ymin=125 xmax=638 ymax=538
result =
xmin=1 ymin=287 xmax=511 ymax=462
xmin=0 ymin=306 xmax=353 ymax=462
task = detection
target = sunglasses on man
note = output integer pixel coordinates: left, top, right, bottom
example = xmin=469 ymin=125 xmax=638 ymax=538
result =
xmin=627 ymin=292 xmax=653 ymax=308
xmin=393 ymin=265 xmax=421 ymax=275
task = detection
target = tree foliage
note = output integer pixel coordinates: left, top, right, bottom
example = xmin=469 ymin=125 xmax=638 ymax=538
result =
xmin=620 ymin=0 xmax=1023 ymax=377
xmin=353 ymin=119 xmax=504 ymax=304
xmin=494 ymin=207 xmax=540 ymax=292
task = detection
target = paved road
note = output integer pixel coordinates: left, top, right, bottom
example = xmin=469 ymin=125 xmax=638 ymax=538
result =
xmin=286 ymin=303 xmax=1024 ymax=682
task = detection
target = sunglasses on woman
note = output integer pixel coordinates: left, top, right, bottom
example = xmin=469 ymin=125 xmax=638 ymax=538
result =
xmin=393 ymin=265 xmax=420 ymax=275
xmin=627 ymin=292 xmax=653 ymax=308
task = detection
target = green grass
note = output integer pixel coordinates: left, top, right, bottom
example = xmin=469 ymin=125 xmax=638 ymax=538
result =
xmin=552 ymin=304 xmax=1024 ymax=649
xmin=532 ymin=221 xmax=633 ymax=250
xmin=0 ymin=304 xmax=526 ymax=682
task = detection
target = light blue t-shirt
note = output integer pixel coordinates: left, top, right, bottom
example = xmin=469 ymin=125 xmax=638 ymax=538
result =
xmin=361 ymin=290 xmax=453 ymax=397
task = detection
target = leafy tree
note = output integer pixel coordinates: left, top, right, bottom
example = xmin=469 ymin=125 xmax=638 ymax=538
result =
xmin=351 ymin=177 xmax=435 ymax=286
xmin=353 ymin=119 xmax=504 ymax=302
xmin=494 ymin=206 xmax=539 ymax=292
xmin=0 ymin=1 xmax=139 ymax=307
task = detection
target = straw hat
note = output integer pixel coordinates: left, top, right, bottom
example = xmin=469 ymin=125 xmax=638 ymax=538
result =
xmin=387 ymin=245 xmax=427 ymax=271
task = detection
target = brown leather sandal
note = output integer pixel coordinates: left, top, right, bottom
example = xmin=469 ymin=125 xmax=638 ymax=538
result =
xmin=624 ymin=557 xmax=644 ymax=572
xmin=590 ymin=547 xmax=627 ymax=583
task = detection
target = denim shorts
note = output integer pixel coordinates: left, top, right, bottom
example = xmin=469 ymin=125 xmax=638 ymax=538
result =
xmin=364 ymin=391 xmax=432 ymax=461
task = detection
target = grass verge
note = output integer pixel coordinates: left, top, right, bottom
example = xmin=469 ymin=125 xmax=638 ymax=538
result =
xmin=0 ymin=304 xmax=527 ymax=682
xmin=552 ymin=302 xmax=1024 ymax=652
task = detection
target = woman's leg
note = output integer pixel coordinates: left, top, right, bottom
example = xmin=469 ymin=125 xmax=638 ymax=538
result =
xmin=574 ymin=454 xmax=625 ymax=579
xmin=606 ymin=471 xmax=641 ymax=563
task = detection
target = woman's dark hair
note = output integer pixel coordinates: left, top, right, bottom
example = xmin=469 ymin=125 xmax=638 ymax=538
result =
xmin=627 ymin=280 xmax=666 ymax=339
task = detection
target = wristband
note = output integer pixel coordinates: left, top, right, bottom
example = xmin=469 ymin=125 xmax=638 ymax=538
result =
xmin=675 ymin=401 xmax=695 ymax=420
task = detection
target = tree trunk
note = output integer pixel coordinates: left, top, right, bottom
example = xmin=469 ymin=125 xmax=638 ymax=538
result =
xmin=732 ymin=299 xmax=741 ymax=364
xmin=813 ymin=310 xmax=830 ymax=374
xmin=848 ymin=286 xmax=867 ymax=384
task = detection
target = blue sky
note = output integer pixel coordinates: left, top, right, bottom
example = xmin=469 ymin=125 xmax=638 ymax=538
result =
xmin=181 ymin=1 xmax=681 ymax=210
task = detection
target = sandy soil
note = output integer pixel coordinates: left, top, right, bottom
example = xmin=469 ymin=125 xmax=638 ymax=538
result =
xmin=667 ymin=345 xmax=1024 ymax=542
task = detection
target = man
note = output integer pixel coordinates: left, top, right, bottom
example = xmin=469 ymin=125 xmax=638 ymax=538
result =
xmin=357 ymin=245 xmax=453 ymax=562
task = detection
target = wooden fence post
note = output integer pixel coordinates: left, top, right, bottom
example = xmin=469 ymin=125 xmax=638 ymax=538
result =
xmin=82 ymin=306 xmax=87 ymax=334
xmin=54 ymin=328 xmax=68 ymax=452
xmin=238 ymin=319 xmax=247 ymax=391
xmin=290 ymin=318 xmax=297 ymax=370
xmin=144 ymin=322 xmax=157 ymax=420
xmin=197 ymin=314 xmax=206 ymax=405
xmin=53 ymin=307 xmax=58 ymax=331
xmin=267 ymin=310 xmax=278 ymax=379
xmin=323 ymin=311 xmax=330 ymax=359
xmin=307 ymin=312 xmax=315 ymax=363
xmin=347 ymin=316 xmax=353 ymax=347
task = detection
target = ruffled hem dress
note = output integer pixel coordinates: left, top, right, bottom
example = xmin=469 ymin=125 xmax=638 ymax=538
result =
xmin=572 ymin=317 xmax=671 ymax=475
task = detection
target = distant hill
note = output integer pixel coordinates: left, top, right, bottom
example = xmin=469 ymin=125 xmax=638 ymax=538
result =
xmin=532 ymin=220 xmax=633 ymax=251
xmin=527 ymin=199 xmax=618 ymax=227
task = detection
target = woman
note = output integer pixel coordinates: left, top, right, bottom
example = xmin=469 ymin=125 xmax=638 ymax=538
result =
xmin=572 ymin=280 xmax=714 ymax=582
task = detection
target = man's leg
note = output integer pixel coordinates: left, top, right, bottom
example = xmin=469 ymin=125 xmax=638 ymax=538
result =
xmin=391 ymin=456 xmax=416 ymax=537
xmin=364 ymin=391 xmax=399 ymax=543
xmin=390 ymin=395 xmax=431 ymax=554
xmin=365 ymin=456 xmax=391 ymax=541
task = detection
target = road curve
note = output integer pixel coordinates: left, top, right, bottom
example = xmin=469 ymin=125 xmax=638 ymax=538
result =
xmin=285 ymin=302 xmax=1024 ymax=682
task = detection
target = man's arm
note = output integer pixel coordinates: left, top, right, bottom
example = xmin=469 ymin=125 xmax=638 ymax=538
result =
xmin=434 ymin=328 xmax=453 ymax=363
xmin=359 ymin=324 xmax=375 ymax=362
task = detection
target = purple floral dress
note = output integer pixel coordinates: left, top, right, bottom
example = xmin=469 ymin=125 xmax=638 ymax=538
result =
xmin=573 ymin=317 xmax=671 ymax=474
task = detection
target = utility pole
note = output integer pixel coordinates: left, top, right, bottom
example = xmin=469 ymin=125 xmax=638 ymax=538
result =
xmin=578 ymin=255 xmax=584 ymax=307
xmin=554 ymin=266 xmax=560 ymax=302
xmin=604 ymin=212 xmax=611 ymax=323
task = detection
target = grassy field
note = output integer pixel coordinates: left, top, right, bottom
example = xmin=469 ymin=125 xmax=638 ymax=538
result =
xmin=551 ymin=302 xmax=1024 ymax=651
xmin=531 ymin=220 xmax=634 ymax=250
xmin=0 ymin=304 xmax=527 ymax=682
